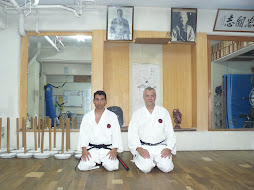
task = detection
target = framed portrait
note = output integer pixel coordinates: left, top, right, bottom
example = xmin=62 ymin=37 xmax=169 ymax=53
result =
xmin=171 ymin=8 xmax=197 ymax=43
xmin=213 ymin=9 xmax=254 ymax=33
xmin=106 ymin=6 xmax=134 ymax=41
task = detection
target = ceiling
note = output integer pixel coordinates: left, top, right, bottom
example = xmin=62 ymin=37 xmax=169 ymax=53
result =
xmin=13 ymin=0 xmax=254 ymax=10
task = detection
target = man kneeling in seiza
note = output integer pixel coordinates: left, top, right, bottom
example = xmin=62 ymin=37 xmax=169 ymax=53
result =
xmin=77 ymin=90 xmax=123 ymax=171
xmin=128 ymin=87 xmax=176 ymax=173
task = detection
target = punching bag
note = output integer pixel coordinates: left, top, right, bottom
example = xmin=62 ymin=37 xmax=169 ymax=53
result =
xmin=45 ymin=84 xmax=58 ymax=127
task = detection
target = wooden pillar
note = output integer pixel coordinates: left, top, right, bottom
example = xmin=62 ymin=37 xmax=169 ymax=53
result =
xmin=38 ymin=117 xmax=40 ymax=148
xmin=195 ymin=33 xmax=209 ymax=131
xmin=48 ymin=118 xmax=52 ymax=151
xmin=16 ymin=118 xmax=19 ymax=150
xmin=92 ymin=30 xmax=106 ymax=109
xmin=0 ymin=118 xmax=2 ymax=149
xmin=66 ymin=118 xmax=70 ymax=151
xmin=54 ymin=118 xmax=56 ymax=148
xmin=7 ymin=118 xmax=10 ymax=154
xmin=41 ymin=119 xmax=44 ymax=153
xmin=60 ymin=118 xmax=64 ymax=154
xmin=34 ymin=117 xmax=37 ymax=151
xmin=19 ymin=36 xmax=29 ymax=120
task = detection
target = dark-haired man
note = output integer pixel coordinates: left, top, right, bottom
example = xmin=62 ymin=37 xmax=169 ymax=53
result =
xmin=128 ymin=87 xmax=176 ymax=173
xmin=77 ymin=90 xmax=123 ymax=171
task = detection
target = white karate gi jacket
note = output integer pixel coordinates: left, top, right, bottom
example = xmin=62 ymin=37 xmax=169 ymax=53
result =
xmin=78 ymin=108 xmax=123 ymax=153
xmin=128 ymin=105 xmax=176 ymax=155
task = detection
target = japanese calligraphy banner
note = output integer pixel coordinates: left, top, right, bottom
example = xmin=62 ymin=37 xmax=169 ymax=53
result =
xmin=213 ymin=9 xmax=254 ymax=33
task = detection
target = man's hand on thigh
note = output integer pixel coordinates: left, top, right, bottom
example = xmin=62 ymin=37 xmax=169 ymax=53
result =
xmin=106 ymin=148 xmax=117 ymax=160
xmin=137 ymin=147 xmax=150 ymax=159
xmin=161 ymin=148 xmax=171 ymax=158
xmin=81 ymin=149 xmax=92 ymax=161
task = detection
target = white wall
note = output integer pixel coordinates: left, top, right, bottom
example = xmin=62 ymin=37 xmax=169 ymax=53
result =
xmin=7 ymin=130 xmax=254 ymax=152
xmin=1 ymin=8 xmax=254 ymax=151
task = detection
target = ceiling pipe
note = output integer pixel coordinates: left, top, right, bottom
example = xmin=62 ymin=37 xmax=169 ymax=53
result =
xmin=34 ymin=5 xmax=81 ymax=17
xmin=56 ymin=36 xmax=65 ymax=48
xmin=0 ymin=0 xmax=11 ymax=6
xmin=33 ymin=0 xmax=40 ymax=7
xmin=6 ymin=4 xmax=81 ymax=17
xmin=44 ymin=36 xmax=60 ymax=52
xmin=9 ymin=0 xmax=26 ymax=36
xmin=35 ymin=9 xmax=40 ymax=34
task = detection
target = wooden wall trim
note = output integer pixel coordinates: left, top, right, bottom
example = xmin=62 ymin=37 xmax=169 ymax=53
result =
xmin=91 ymin=30 xmax=106 ymax=109
xmin=19 ymin=31 xmax=93 ymax=121
xmin=191 ymin=44 xmax=197 ymax=128
xmin=26 ymin=31 xmax=92 ymax=36
xmin=196 ymin=33 xmax=209 ymax=131
xmin=19 ymin=36 xmax=29 ymax=126
xmin=207 ymin=35 xmax=254 ymax=41
xmin=207 ymin=39 xmax=212 ymax=130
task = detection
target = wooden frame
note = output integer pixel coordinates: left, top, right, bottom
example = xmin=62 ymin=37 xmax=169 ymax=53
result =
xmin=213 ymin=9 xmax=254 ymax=33
xmin=207 ymin=35 xmax=254 ymax=131
xmin=20 ymin=31 xmax=92 ymax=131
xmin=171 ymin=8 xmax=197 ymax=43
xmin=106 ymin=6 xmax=134 ymax=41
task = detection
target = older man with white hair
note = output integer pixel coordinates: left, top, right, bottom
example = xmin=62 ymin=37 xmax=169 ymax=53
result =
xmin=128 ymin=87 xmax=176 ymax=173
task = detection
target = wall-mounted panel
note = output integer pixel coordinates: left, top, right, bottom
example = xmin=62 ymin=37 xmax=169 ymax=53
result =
xmin=163 ymin=44 xmax=193 ymax=128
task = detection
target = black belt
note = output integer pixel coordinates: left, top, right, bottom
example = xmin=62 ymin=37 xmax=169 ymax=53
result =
xmin=75 ymin=143 xmax=129 ymax=171
xmin=140 ymin=140 xmax=166 ymax=146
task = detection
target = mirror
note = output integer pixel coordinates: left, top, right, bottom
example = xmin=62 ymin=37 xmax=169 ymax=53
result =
xmin=27 ymin=34 xmax=92 ymax=130
xmin=211 ymin=40 xmax=254 ymax=129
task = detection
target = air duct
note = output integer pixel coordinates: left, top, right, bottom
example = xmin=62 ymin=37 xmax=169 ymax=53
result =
xmin=9 ymin=0 xmax=26 ymax=36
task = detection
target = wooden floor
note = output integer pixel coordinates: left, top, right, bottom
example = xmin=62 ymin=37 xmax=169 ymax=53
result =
xmin=0 ymin=151 xmax=254 ymax=190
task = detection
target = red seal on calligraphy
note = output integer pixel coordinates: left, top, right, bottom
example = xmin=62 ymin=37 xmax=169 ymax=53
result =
xmin=158 ymin=119 xmax=163 ymax=123
xmin=107 ymin=124 xmax=111 ymax=128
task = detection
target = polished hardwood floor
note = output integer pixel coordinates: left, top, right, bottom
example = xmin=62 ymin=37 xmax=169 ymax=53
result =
xmin=0 ymin=151 xmax=253 ymax=190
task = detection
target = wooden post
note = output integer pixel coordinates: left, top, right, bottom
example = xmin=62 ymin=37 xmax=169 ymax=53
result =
xmin=7 ymin=117 xmax=10 ymax=154
xmin=22 ymin=118 xmax=24 ymax=148
xmin=23 ymin=118 xmax=27 ymax=154
xmin=16 ymin=118 xmax=19 ymax=150
xmin=41 ymin=119 xmax=44 ymax=153
xmin=54 ymin=118 xmax=56 ymax=148
xmin=34 ymin=117 xmax=37 ymax=151
xmin=61 ymin=118 xmax=64 ymax=154
xmin=0 ymin=118 xmax=2 ymax=149
xmin=48 ymin=118 xmax=51 ymax=151
xmin=66 ymin=118 xmax=70 ymax=151
xmin=38 ymin=117 xmax=40 ymax=148
xmin=30 ymin=117 xmax=33 ymax=130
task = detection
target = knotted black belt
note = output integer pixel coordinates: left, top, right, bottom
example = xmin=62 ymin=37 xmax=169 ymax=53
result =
xmin=140 ymin=140 xmax=166 ymax=146
xmin=75 ymin=143 xmax=129 ymax=171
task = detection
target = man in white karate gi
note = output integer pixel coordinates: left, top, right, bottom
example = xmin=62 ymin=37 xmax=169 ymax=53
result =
xmin=128 ymin=87 xmax=176 ymax=173
xmin=77 ymin=90 xmax=123 ymax=171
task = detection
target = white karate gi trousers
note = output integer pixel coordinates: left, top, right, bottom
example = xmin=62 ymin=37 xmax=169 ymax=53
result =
xmin=78 ymin=148 xmax=119 ymax=171
xmin=133 ymin=145 xmax=174 ymax=173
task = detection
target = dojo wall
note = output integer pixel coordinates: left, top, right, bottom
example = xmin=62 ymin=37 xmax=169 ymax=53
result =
xmin=1 ymin=8 xmax=254 ymax=151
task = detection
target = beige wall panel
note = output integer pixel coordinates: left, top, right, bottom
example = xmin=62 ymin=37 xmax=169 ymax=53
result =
xmin=163 ymin=44 xmax=192 ymax=128
xmin=104 ymin=43 xmax=129 ymax=126
xmin=196 ymin=33 xmax=208 ymax=131
xmin=20 ymin=36 xmax=29 ymax=125
xmin=135 ymin=31 xmax=170 ymax=38
xmin=92 ymin=30 xmax=106 ymax=109
xmin=191 ymin=45 xmax=197 ymax=127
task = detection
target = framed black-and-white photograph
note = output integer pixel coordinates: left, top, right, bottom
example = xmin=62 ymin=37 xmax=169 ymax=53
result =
xmin=171 ymin=8 xmax=197 ymax=43
xmin=107 ymin=6 xmax=134 ymax=41
xmin=213 ymin=9 xmax=254 ymax=33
